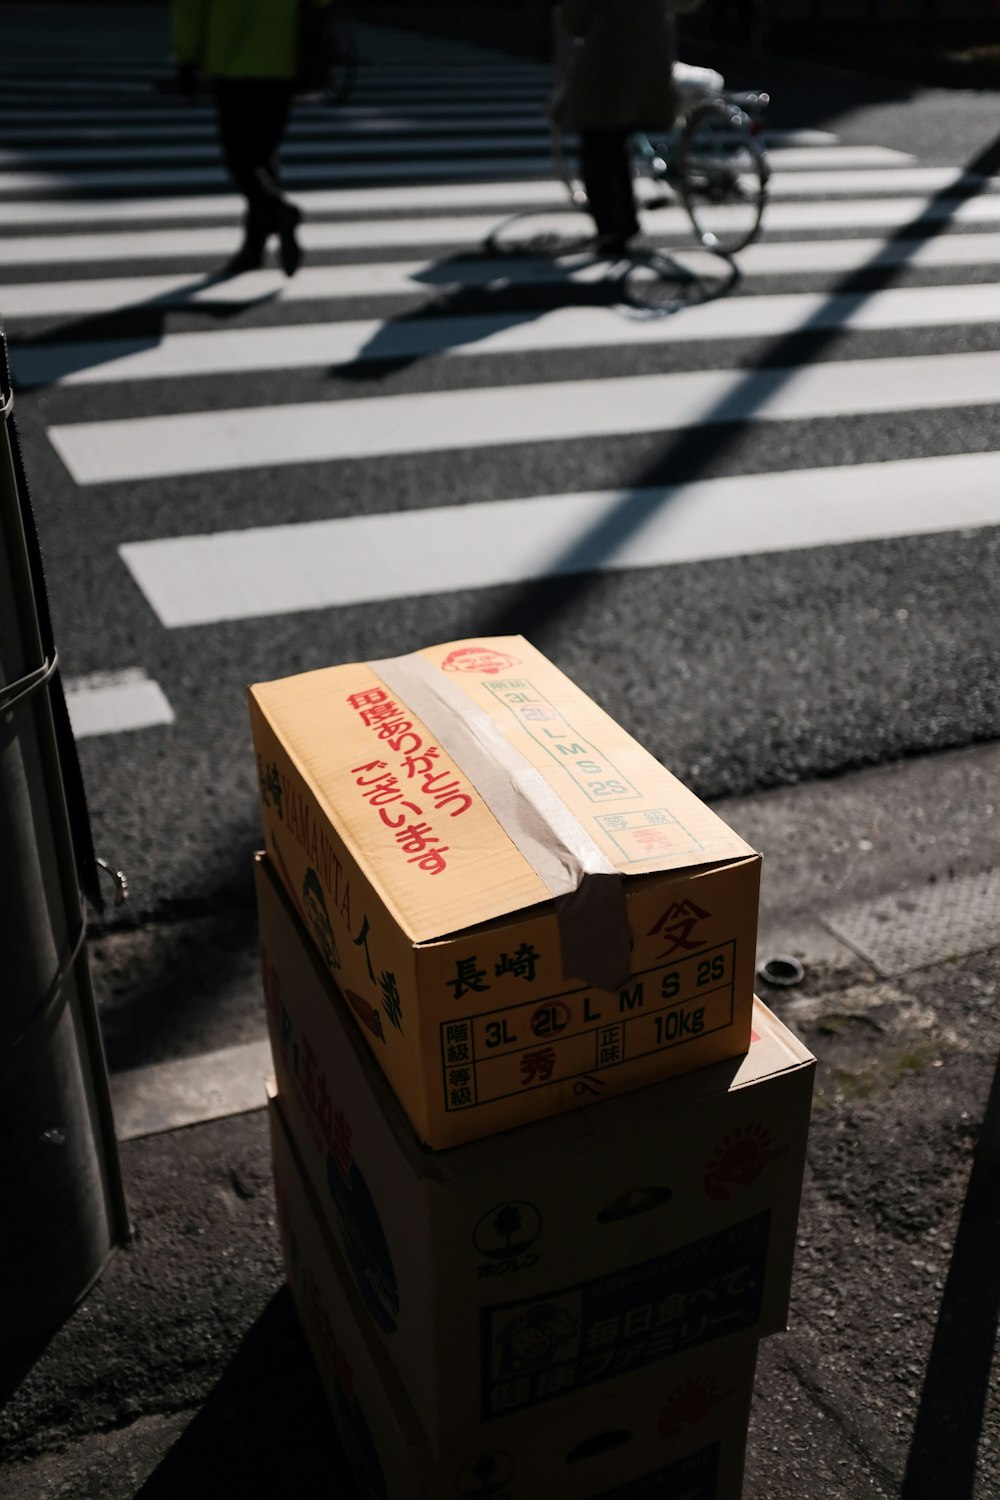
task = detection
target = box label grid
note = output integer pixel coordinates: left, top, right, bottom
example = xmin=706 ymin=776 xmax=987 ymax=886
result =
xmin=441 ymin=942 xmax=736 ymax=1111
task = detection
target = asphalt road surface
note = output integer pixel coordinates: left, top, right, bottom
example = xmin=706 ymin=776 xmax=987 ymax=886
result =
xmin=3 ymin=2 xmax=1000 ymax=1084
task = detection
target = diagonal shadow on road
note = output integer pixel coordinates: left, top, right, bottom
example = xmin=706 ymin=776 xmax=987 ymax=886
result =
xmin=133 ymin=1289 xmax=351 ymax=1500
xmin=899 ymin=1090 xmax=1000 ymax=1500
xmin=333 ymin=233 xmax=735 ymax=379
xmin=473 ymin=127 xmax=1000 ymax=643
xmin=7 ymin=273 xmax=282 ymax=391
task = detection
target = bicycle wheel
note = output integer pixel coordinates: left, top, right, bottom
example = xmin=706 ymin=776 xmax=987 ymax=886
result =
xmin=677 ymin=97 xmax=768 ymax=256
xmin=550 ymin=123 xmax=590 ymax=210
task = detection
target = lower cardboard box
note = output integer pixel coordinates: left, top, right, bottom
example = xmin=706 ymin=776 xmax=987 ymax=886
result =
xmin=255 ymin=850 xmax=814 ymax=1453
xmin=270 ymin=1091 xmax=759 ymax=1500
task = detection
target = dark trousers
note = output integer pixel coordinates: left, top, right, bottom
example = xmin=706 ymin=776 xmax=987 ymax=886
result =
xmin=214 ymin=77 xmax=295 ymax=236
xmin=580 ymin=128 xmax=640 ymax=241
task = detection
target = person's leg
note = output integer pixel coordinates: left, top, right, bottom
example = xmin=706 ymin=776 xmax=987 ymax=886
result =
xmin=215 ymin=78 xmax=300 ymax=271
xmin=254 ymin=80 xmax=302 ymax=275
xmin=579 ymin=128 xmax=640 ymax=248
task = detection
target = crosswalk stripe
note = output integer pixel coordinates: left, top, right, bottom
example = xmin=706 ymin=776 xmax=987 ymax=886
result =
xmin=16 ymin=281 xmax=1000 ymax=388
xmin=0 ymin=178 xmax=612 ymax=227
xmin=0 ymin=139 xmax=912 ymax=168
xmin=3 ymin=176 xmax=998 ymax=236
xmin=0 ymin=133 xmax=556 ymax=169
xmin=49 ymin=349 xmax=1000 ymax=485
xmin=0 ymin=118 xmax=845 ymax=148
xmin=1 ymin=257 xmax=592 ymax=318
xmin=0 ymin=254 xmax=762 ymax=322
xmin=716 ymin=230 xmax=1000 ymax=275
xmin=0 ymin=88 xmax=554 ymax=116
xmin=0 ymin=104 xmax=841 ymax=146
xmin=314 ymin=74 xmax=552 ymax=85
xmin=0 ymin=80 xmax=552 ymax=104
xmin=0 ymin=157 xmax=554 ymax=193
xmin=0 ymin=100 xmax=565 ymax=126
xmin=33 ymin=220 xmax=1000 ymax=316
xmin=5 ymin=202 xmax=1000 ymax=278
xmin=0 ymin=161 xmax=979 ymax=197
xmin=10 ymin=229 xmax=1000 ymax=321
xmin=64 ymin=668 xmax=175 ymax=736
xmin=118 ymin=450 xmax=1000 ymax=627
xmin=0 ymin=62 xmax=179 ymax=77
xmin=0 ymin=66 xmax=553 ymax=84
xmin=329 ymin=62 xmax=553 ymax=72
xmin=0 ymin=78 xmax=156 ymax=96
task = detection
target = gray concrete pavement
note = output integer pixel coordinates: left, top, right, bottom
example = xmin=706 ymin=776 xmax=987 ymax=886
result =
xmin=3 ymin=740 xmax=1000 ymax=1498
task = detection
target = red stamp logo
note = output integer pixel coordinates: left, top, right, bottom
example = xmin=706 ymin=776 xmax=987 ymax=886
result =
xmin=441 ymin=646 xmax=519 ymax=675
xmin=658 ymin=1374 xmax=730 ymax=1437
xmin=703 ymin=1122 xmax=788 ymax=1201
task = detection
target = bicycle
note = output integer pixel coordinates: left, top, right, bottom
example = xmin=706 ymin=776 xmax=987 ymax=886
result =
xmin=552 ymin=63 xmax=771 ymax=258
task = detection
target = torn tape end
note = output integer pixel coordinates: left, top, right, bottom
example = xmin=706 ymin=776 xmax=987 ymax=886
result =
xmin=556 ymin=872 xmax=632 ymax=993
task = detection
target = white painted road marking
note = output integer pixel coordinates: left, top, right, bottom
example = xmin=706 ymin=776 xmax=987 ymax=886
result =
xmin=0 ymin=104 xmax=842 ymax=143
xmin=64 ymin=668 xmax=175 ymax=737
xmin=9 ymin=230 xmax=1000 ymax=320
xmin=0 ymin=139 xmax=913 ymax=168
xmin=49 ymin=349 xmax=1000 ymax=484
xmin=0 ymin=256 xmax=615 ymax=318
xmin=0 ymin=169 xmax=993 ymax=229
xmin=5 ymin=193 xmax=1000 ymax=261
xmin=118 ymin=450 xmax=1000 ymax=627
xmin=16 ymin=281 xmax=1000 ymax=386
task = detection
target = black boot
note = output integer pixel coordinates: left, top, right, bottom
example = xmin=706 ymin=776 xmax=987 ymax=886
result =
xmin=221 ymin=207 xmax=268 ymax=276
xmin=276 ymin=200 xmax=303 ymax=277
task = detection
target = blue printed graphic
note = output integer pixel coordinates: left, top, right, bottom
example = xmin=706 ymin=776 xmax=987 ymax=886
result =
xmin=326 ymin=1152 xmax=400 ymax=1335
xmin=480 ymin=1212 xmax=769 ymax=1420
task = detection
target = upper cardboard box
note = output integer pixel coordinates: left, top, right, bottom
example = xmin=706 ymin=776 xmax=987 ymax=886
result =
xmin=250 ymin=635 xmax=754 ymax=948
xmin=250 ymin=637 xmax=762 ymax=1143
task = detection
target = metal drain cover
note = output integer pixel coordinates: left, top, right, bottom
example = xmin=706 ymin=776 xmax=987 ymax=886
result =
xmin=822 ymin=868 xmax=1000 ymax=977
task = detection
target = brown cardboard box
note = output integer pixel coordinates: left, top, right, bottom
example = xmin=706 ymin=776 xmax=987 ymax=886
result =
xmin=249 ymin=636 xmax=761 ymax=1147
xmin=270 ymin=1091 xmax=759 ymax=1500
xmin=256 ymin=852 xmax=814 ymax=1452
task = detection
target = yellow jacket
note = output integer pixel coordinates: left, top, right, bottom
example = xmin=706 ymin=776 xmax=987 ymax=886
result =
xmin=171 ymin=0 xmax=314 ymax=79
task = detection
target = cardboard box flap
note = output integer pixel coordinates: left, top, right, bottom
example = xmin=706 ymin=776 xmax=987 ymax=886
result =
xmin=731 ymin=996 xmax=815 ymax=1087
xmin=249 ymin=636 xmax=754 ymax=947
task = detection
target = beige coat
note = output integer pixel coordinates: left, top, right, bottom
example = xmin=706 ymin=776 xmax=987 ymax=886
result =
xmin=550 ymin=0 xmax=682 ymax=132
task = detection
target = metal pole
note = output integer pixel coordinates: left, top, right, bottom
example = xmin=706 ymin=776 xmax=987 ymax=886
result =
xmin=0 ymin=330 xmax=129 ymax=1355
